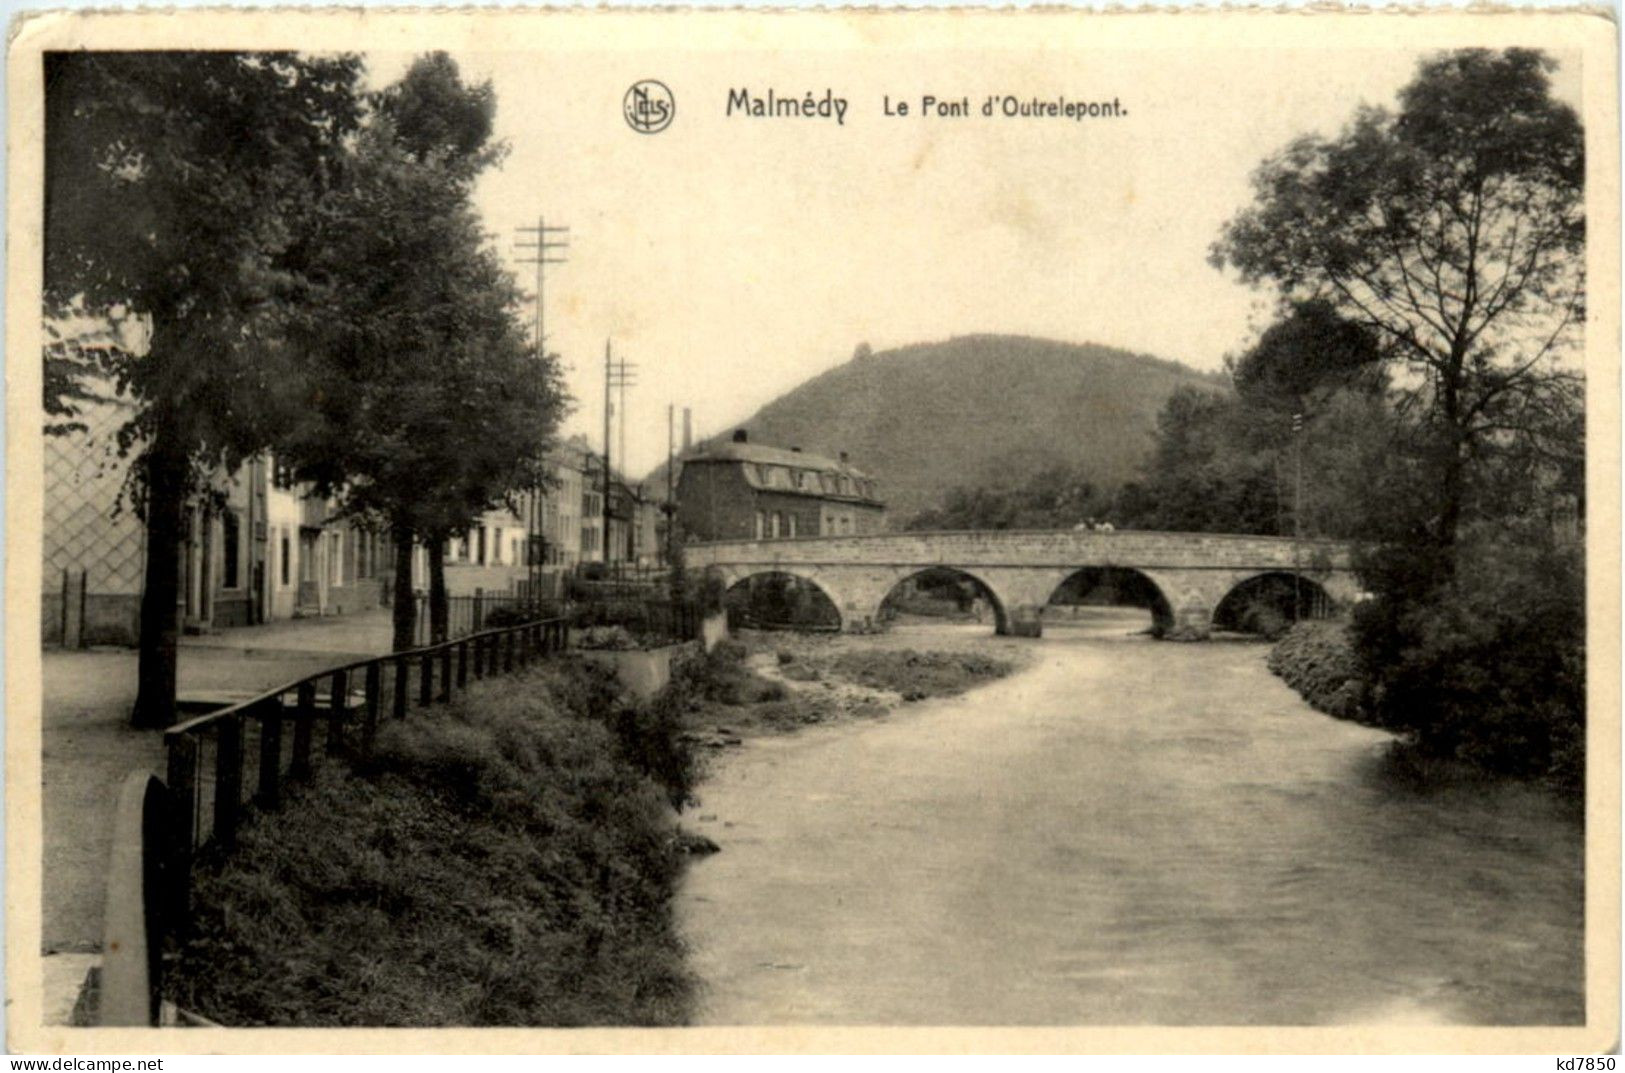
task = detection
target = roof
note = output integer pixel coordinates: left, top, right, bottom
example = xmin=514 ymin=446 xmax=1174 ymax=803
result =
xmin=689 ymin=441 xmax=873 ymax=480
xmin=683 ymin=440 xmax=883 ymax=507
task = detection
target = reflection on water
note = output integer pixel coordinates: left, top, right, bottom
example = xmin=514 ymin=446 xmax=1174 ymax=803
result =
xmin=678 ymin=610 xmax=1584 ymax=1026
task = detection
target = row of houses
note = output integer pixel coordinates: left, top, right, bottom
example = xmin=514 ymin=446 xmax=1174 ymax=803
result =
xmin=44 ymin=388 xmax=668 ymax=647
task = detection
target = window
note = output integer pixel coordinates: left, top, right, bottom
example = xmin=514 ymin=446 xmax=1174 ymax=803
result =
xmin=754 ymin=511 xmax=766 ymax=540
xmin=493 ymin=527 xmax=503 ymax=564
xmin=221 ymin=510 xmax=241 ymax=589
xmin=329 ymin=531 xmax=343 ymax=585
xmin=787 ymin=514 xmax=798 ymax=537
xmin=279 ymin=529 xmax=290 ymax=586
xmin=357 ymin=532 xmax=370 ymax=579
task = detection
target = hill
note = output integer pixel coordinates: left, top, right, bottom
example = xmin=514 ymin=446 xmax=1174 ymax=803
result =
xmin=647 ymin=334 xmax=1225 ymax=522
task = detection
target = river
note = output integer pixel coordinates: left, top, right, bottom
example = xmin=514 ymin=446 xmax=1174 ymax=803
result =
xmin=676 ymin=610 xmax=1584 ymax=1026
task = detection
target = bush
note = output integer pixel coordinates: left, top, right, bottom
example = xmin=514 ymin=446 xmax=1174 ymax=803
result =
xmin=1268 ymin=621 xmax=1370 ymax=722
xmin=479 ymin=604 xmax=551 ymax=629
xmin=1350 ymin=519 xmax=1584 ymax=790
xmin=670 ymin=639 xmax=784 ymax=706
xmin=575 ymin=624 xmax=640 ymax=651
xmin=168 ymin=661 xmax=694 ymax=1026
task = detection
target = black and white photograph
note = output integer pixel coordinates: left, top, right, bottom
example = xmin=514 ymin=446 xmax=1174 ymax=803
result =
xmin=7 ymin=7 xmax=1618 ymax=1054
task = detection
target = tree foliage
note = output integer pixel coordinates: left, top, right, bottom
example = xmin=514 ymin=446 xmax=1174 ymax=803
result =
xmin=1214 ymin=49 xmax=1587 ymax=786
xmin=281 ymin=52 xmax=566 ymax=649
xmin=1212 ymin=48 xmax=1584 ymax=554
xmin=44 ymin=51 xmax=365 ymax=725
xmin=905 ymin=462 xmax=1114 ymax=532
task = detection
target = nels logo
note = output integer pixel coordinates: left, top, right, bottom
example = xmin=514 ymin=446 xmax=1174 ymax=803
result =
xmin=624 ymin=80 xmax=675 ymax=134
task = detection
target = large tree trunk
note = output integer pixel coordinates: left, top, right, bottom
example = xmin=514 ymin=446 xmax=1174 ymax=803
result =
xmin=391 ymin=520 xmax=417 ymax=652
xmin=428 ymin=540 xmax=448 ymax=644
xmin=130 ymin=430 xmax=189 ymax=729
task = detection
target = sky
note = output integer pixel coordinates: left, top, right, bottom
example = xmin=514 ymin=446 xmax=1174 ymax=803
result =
xmin=364 ymin=34 xmax=1583 ymax=479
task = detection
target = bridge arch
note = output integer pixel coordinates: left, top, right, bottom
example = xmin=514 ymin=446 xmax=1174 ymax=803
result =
xmin=1212 ymin=571 xmax=1337 ymax=637
xmin=1044 ymin=566 xmax=1175 ymax=636
xmin=721 ymin=569 xmax=844 ymax=631
xmin=877 ymin=566 xmax=1010 ymax=635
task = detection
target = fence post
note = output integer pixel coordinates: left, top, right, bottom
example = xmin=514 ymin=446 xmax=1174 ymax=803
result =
xmin=474 ymin=588 xmax=484 ymax=632
xmin=77 ymin=568 xmax=89 ymax=649
xmin=165 ymin=734 xmax=197 ymax=921
xmin=457 ymin=641 xmax=469 ymax=688
xmin=473 ymin=636 xmax=485 ymax=680
xmin=214 ymin=715 xmax=244 ymax=850
xmin=393 ymin=656 xmax=409 ymax=719
xmin=504 ymin=630 xmax=515 ymax=673
xmin=439 ymin=645 xmax=453 ymax=702
xmin=257 ymin=699 xmax=283 ymax=809
xmin=326 ymin=669 xmax=349 ymax=755
xmin=362 ymin=662 xmax=381 ymax=757
xmin=291 ymin=682 xmax=316 ymax=780
xmin=419 ymin=652 xmax=433 ymax=706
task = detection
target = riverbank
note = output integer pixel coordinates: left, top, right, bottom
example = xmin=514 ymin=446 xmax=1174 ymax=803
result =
xmin=1267 ymin=619 xmax=1584 ymax=798
xmin=675 ymin=626 xmax=1029 ymax=746
xmin=166 ymin=658 xmax=695 ymax=1026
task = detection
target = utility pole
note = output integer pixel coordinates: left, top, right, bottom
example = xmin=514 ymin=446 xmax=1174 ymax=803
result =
xmin=665 ymin=403 xmax=676 ymax=569
xmin=515 ymin=217 xmax=569 ymax=602
xmin=602 ymin=341 xmax=638 ymax=575
xmin=1292 ymin=410 xmax=1304 ymax=621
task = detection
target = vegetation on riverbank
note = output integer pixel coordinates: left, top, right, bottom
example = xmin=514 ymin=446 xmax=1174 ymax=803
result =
xmin=1270 ymin=536 xmax=1584 ymax=796
xmin=1268 ymin=621 xmax=1371 ymax=724
xmin=166 ymin=659 xmax=695 ymax=1026
xmin=671 ymin=635 xmax=1018 ymax=739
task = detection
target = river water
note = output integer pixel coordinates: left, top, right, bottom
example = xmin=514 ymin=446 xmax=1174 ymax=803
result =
xmin=677 ymin=611 xmax=1584 ymax=1026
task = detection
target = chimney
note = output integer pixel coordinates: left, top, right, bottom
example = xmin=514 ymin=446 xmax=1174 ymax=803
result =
xmin=682 ymin=407 xmax=693 ymax=452
xmin=732 ymin=429 xmax=748 ymax=443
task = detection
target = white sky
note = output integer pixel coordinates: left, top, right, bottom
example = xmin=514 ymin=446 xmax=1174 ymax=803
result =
xmin=366 ymin=42 xmax=1582 ymax=478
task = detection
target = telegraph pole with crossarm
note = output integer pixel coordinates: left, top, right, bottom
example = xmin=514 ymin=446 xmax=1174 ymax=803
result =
xmin=603 ymin=342 xmax=638 ymax=575
xmin=514 ymin=217 xmax=569 ymax=601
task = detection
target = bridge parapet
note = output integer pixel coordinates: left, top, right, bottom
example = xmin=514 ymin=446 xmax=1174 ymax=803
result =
xmin=686 ymin=529 xmax=1352 ymax=572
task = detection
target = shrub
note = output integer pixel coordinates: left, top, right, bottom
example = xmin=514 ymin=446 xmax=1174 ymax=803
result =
xmin=1268 ymin=621 xmax=1370 ymax=723
xmin=168 ymin=663 xmax=694 ymax=1026
xmin=575 ymin=624 xmax=641 ymax=651
xmin=1350 ymin=518 xmax=1584 ymax=790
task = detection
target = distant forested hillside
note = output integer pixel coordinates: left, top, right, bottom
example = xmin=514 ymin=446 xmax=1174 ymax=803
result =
xmin=648 ymin=335 xmax=1223 ymax=520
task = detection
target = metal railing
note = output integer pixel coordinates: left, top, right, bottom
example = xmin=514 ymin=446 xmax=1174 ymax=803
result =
xmin=161 ymin=616 xmax=568 ymax=909
xmin=406 ymin=592 xmax=534 ymax=647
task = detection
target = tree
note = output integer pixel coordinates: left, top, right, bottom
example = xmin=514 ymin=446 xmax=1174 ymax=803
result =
xmin=1211 ymin=49 xmax=1584 ymax=561
xmin=282 ymin=53 xmax=566 ymax=651
xmin=44 ymin=52 xmax=364 ymax=726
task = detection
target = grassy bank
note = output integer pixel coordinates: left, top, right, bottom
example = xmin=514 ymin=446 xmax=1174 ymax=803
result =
xmin=166 ymin=659 xmax=695 ymax=1026
xmin=671 ymin=635 xmax=1019 ymax=739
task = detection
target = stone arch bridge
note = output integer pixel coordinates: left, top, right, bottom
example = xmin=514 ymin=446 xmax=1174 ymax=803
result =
xmin=685 ymin=529 xmax=1359 ymax=639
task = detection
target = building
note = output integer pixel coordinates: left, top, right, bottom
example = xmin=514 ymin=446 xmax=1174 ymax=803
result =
xmin=43 ymin=379 xmax=388 ymax=646
xmin=676 ymin=429 xmax=885 ymax=542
